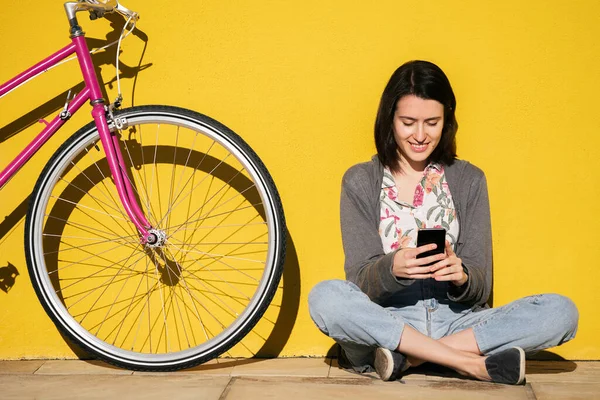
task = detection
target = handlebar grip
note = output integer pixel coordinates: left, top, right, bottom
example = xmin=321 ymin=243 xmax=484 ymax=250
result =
xmin=115 ymin=2 xmax=139 ymax=21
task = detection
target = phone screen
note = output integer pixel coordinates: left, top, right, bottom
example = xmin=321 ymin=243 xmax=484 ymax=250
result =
xmin=416 ymin=228 xmax=446 ymax=264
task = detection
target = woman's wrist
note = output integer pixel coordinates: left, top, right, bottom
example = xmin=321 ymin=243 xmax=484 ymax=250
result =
xmin=452 ymin=265 xmax=469 ymax=287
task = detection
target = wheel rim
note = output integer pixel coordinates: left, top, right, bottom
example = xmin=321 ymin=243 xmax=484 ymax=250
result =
xmin=28 ymin=109 xmax=283 ymax=367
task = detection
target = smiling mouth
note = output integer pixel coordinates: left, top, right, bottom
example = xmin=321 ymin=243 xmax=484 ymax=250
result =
xmin=409 ymin=142 xmax=430 ymax=152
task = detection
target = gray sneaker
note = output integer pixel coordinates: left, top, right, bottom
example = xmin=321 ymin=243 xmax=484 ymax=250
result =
xmin=374 ymin=347 xmax=409 ymax=381
xmin=485 ymin=347 xmax=526 ymax=385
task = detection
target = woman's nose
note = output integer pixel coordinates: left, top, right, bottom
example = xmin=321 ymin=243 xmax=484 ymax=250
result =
xmin=414 ymin=124 xmax=426 ymax=142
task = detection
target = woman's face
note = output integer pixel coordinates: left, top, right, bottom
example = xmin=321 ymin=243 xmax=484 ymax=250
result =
xmin=393 ymin=94 xmax=444 ymax=169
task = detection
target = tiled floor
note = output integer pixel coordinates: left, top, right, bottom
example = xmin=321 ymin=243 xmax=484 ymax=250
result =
xmin=0 ymin=358 xmax=598 ymax=399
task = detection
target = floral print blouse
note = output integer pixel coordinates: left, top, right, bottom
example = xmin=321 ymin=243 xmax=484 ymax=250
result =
xmin=379 ymin=163 xmax=460 ymax=254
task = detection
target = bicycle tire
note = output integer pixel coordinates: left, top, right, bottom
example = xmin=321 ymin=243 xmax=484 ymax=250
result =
xmin=25 ymin=105 xmax=286 ymax=371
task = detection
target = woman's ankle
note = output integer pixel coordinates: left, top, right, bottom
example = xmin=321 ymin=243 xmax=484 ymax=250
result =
xmin=406 ymin=356 xmax=422 ymax=367
xmin=463 ymin=357 xmax=491 ymax=381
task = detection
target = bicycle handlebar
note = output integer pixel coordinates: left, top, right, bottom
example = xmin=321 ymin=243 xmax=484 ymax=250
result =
xmin=64 ymin=0 xmax=139 ymax=23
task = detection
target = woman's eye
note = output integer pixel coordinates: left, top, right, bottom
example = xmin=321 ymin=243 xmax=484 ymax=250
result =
xmin=426 ymin=121 xmax=438 ymax=127
xmin=401 ymin=121 xmax=414 ymax=126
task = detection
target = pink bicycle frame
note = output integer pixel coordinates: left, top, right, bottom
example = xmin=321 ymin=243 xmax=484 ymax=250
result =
xmin=0 ymin=32 xmax=152 ymax=241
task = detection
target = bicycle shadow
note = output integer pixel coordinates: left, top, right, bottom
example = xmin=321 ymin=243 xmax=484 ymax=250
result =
xmin=0 ymin=262 xmax=19 ymax=293
xmin=0 ymin=12 xmax=151 ymax=298
xmin=0 ymin=198 xmax=29 ymax=292
xmin=0 ymin=13 xmax=153 ymax=358
xmin=40 ymin=142 xmax=299 ymax=362
xmin=0 ymin=13 xmax=151 ymax=144
xmin=0 ymin=12 xmax=301 ymax=364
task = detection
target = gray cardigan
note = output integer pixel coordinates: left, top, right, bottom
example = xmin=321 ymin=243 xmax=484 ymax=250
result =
xmin=340 ymin=156 xmax=492 ymax=308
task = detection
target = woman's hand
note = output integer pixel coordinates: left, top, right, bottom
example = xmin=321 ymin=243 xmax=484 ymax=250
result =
xmin=430 ymin=241 xmax=468 ymax=286
xmin=392 ymin=243 xmax=446 ymax=279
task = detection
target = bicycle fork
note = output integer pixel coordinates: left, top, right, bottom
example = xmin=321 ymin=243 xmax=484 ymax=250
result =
xmin=70 ymin=22 xmax=155 ymax=244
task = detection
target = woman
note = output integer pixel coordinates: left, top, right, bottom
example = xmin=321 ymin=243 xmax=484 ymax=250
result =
xmin=308 ymin=60 xmax=578 ymax=385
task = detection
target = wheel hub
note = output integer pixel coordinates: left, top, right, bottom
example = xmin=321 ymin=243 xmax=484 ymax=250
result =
xmin=145 ymin=229 xmax=166 ymax=248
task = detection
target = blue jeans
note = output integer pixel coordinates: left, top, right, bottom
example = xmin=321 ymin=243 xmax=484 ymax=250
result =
xmin=308 ymin=280 xmax=578 ymax=372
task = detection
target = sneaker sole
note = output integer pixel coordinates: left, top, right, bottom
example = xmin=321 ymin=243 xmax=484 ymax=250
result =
xmin=515 ymin=347 xmax=526 ymax=385
xmin=374 ymin=348 xmax=393 ymax=381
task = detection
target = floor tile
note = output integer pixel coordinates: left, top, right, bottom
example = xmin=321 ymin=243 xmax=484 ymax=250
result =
xmin=0 ymin=360 xmax=45 ymax=374
xmin=0 ymin=374 xmax=230 ymax=400
xmin=34 ymin=360 xmax=132 ymax=375
xmin=224 ymin=377 xmax=532 ymax=400
xmin=531 ymin=382 xmax=600 ymax=400
xmin=231 ymin=357 xmax=330 ymax=377
xmin=526 ymin=361 xmax=600 ymax=384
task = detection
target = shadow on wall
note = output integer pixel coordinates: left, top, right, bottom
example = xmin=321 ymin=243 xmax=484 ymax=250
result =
xmin=0 ymin=198 xmax=29 ymax=294
xmin=0 ymin=13 xmax=152 ymax=293
xmin=0 ymin=12 xmax=302 ymax=363
xmin=0 ymin=12 xmax=151 ymax=145
xmin=0 ymin=15 xmax=153 ymax=362
xmin=0 ymin=142 xmax=300 ymax=364
xmin=0 ymin=262 xmax=19 ymax=293
xmin=37 ymin=142 xmax=300 ymax=361
xmin=0 ymin=11 xmax=152 ymax=293
xmin=256 ymin=229 xmax=300 ymax=357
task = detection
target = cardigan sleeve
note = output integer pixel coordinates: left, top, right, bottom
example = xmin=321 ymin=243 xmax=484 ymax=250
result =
xmin=341 ymin=164 xmax=414 ymax=303
xmin=447 ymin=167 xmax=493 ymax=307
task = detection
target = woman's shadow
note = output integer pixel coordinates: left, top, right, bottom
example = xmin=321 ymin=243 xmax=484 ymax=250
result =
xmin=325 ymin=344 xmax=577 ymax=380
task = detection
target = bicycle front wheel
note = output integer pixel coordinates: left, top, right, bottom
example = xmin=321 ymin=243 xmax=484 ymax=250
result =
xmin=25 ymin=105 xmax=286 ymax=371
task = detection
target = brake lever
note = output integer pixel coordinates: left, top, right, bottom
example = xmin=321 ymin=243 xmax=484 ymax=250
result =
xmin=89 ymin=9 xmax=104 ymax=20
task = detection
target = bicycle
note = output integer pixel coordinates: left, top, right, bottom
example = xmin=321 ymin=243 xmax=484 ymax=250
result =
xmin=0 ymin=0 xmax=286 ymax=371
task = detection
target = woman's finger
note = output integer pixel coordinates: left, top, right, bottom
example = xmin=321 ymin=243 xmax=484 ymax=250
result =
xmin=412 ymin=252 xmax=446 ymax=267
xmin=431 ymin=257 xmax=459 ymax=271
xmin=405 ymin=264 xmax=433 ymax=276
xmin=445 ymin=241 xmax=456 ymax=257
xmin=414 ymin=243 xmax=439 ymax=256
xmin=432 ymin=261 xmax=463 ymax=276
xmin=434 ymin=272 xmax=463 ymax=281
xmin=409 ymin=274 xmax=433 ymax=279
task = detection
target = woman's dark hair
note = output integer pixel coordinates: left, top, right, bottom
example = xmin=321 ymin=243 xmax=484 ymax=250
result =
xmin=375 ymin=60 xmax=457 ymax=172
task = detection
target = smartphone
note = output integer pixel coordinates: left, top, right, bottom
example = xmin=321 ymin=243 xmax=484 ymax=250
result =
xmin=416 ymin=228 xmax=446 ymax=265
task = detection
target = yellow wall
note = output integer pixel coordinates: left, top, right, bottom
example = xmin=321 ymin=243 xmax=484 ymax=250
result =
xmin=1 ymin=0 xmax=599 ymax=360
